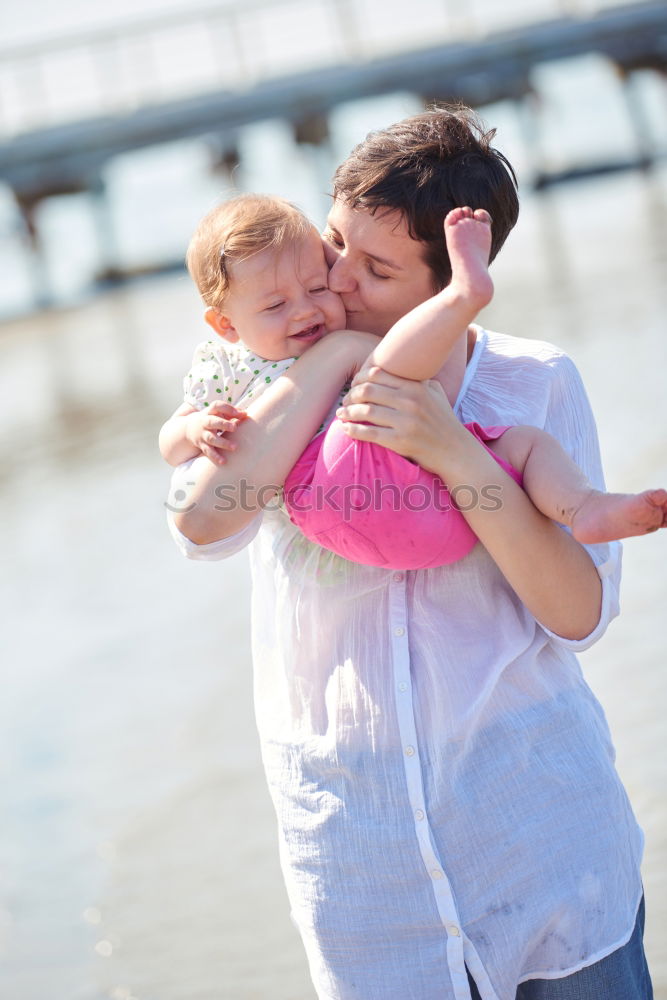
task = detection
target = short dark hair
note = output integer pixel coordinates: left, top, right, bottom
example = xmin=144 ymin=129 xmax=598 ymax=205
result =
xmin=332 ymin=104 xmax=519 ymax=290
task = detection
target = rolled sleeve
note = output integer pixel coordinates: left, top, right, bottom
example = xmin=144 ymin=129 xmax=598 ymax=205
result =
xmin=535 ymin=352 xmax=623 ymax=652
xmin=166 ymin=508 xmax=263 ymax=561
xmin=539 ymin=539 xmax=622 ymax=652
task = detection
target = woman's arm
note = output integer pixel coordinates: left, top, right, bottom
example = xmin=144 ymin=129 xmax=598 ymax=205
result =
xmin=173 ymin=330 xmax=380 ymax=545
xmin=335 ymin=368 xmax=603 ymax=641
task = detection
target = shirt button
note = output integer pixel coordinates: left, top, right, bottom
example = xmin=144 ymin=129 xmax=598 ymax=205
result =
xmin=393 ymin=572 xmax=404 ymax=582
xmin=405 ymin=745 xmax=415 ymax=757
xmin=394 ymin=627 xmax=405 ymax=637
xmin=398 ymin=681 xmax=407 ymax=692
xmin=431 ymin=869 xmax=444 ymax=880
xmin=448 ymin=924 xmax=461 ymax=937
xmin=415 ymin=809 xmax=425 ymax=821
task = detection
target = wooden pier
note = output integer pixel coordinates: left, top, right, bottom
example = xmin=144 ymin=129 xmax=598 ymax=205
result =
xmin=0 ymin=0 xmax=665 ymax=296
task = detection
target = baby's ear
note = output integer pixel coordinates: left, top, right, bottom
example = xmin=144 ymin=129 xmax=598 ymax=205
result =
xmin=204 ymin=307 xmax=239 ymax=344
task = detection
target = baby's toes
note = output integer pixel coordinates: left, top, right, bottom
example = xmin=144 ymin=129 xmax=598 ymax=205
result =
xmin=473 ymin=209 xmax=493 ymax=226
xmin=641 ymin=489 xmax=667 ymax=530
xmin=445 ymin=207 xmax=466 ymax=228
xmin=647 ymin=487 xmax=667 ymax=508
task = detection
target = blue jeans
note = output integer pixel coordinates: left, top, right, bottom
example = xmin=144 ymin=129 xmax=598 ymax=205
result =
xmin=467 ymin=895 xmax=653 ymax=999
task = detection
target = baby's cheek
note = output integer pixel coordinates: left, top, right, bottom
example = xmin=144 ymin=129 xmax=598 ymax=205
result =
xmin=328 ymin=295 xmax=347 ymax=330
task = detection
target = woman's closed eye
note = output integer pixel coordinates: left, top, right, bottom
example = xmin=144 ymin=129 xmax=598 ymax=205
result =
xmin=367 ymin=263 xmax=389 ymax=280
xmin=323 ymin=229 xmax=343 ymax=248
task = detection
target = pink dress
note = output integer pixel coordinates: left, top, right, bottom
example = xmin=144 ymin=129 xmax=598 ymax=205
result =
xmin=283 ymin=418 xmax=523 ymax=570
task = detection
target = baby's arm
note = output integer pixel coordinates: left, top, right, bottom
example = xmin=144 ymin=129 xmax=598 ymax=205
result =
xmin=173 ymin=329 xmax=380 ymax=544
xmin=159 ymin=401 xmax=247 ymax=467
xmin=369 ymin=207 xmax=493 ymax=381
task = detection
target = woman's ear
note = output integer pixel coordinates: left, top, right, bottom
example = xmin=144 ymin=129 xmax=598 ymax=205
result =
xmin=204 ymin=307 xmax=239 ymax=344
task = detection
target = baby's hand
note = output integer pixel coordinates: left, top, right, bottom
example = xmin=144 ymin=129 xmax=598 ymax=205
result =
xmin=185 ymin=402 xmax=248 ymax=466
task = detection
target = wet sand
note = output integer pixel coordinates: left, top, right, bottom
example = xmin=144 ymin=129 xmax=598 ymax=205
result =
xmin=0 ymin=167 xmax=666 ymax=999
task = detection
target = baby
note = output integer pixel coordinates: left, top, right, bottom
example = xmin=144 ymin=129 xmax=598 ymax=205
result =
xmin=160 ymin=194 xmax=667 ymax=568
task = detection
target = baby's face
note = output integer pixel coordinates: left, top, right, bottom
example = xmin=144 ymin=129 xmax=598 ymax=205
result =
xmin=220 ymin=227 xmax=346 ymax=361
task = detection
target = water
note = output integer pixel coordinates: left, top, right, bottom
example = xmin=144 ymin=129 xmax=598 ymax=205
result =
xmin=1 ymin=12 xmax=666 ymax=999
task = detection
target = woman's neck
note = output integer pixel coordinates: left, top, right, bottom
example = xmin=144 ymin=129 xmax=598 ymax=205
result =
xmin=467 ymin=324 xmax=478 ymax=363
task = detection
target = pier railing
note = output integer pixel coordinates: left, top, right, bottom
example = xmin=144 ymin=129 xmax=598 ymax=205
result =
xmin=0 ymin=0 xmax=625 ymax=136
xmin=1 ymin=0 xmax=664 ymax=310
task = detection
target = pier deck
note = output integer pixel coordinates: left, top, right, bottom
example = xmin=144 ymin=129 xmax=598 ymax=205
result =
xmin=1 ymin=0 xmax=665 ymax=202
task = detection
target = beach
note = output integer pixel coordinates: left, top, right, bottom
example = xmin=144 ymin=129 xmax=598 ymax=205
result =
xmin=0 ymin=152 xmax=666 ymax=999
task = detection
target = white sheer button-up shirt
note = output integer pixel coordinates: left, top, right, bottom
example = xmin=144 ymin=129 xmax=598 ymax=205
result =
xmin=167 ymin=328 xmax=643 ymax=1000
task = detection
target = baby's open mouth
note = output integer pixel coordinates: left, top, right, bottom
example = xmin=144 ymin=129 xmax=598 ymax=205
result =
xmin=290 ymin=323 xmax=323 ymax=341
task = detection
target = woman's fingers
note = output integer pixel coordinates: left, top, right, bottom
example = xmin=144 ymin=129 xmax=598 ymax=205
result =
xmin=339 ymin=382 xmax=404 ymax=414
xmin=336 ymin=366 xmax=460 ymax=468
xmin=338 ymin=377 xmax=459 ymax=467
xmin=337 ymin=403 xmax=399 ymax=429
xmin=338 ymin=420 xmax=399 ymax=448
xmin=349 ymin=365 xmax=409 ymax=390
xmin=340 ymin=375 xmax=441 ymax=417
xmin=345 ymin=366 xmax=439 ymax=407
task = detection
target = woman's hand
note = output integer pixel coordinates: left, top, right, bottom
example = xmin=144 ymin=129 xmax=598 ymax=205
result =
xmin=336 ymin=365 xmax=463 ymax=474
xmin=336 ymin=365 xmax=603 ymax=642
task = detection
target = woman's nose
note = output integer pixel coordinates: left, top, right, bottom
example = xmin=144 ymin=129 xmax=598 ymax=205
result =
xmin=327 ymin=254 xmax=357 ymax=294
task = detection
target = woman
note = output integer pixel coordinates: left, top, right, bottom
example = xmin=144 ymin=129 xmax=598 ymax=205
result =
xmin=168 ymin=107 xmax=651 ymax=1000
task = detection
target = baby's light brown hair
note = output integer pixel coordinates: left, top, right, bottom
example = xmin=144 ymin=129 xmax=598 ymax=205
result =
xmin=186 ymin=194 xmax=313 ymax=312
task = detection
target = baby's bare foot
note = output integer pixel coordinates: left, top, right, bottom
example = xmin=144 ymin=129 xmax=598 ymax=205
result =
xmin=571 ymin=487 xmax=667 ymax=544
xmin=444 ymin=207 xmax=494 ymax=311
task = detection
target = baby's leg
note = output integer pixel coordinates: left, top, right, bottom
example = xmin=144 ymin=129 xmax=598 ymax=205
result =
xmin=490 ymin=427 xmax=667 ymax=543
xmin=446 ymin=206 xmax=494 ymax=312
xmin=368 ymin=208 xmax=493 ymax=382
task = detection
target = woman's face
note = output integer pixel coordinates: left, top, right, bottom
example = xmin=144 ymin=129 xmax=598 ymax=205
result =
xmin=322 ymin=199 xmax=436 ymax=337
